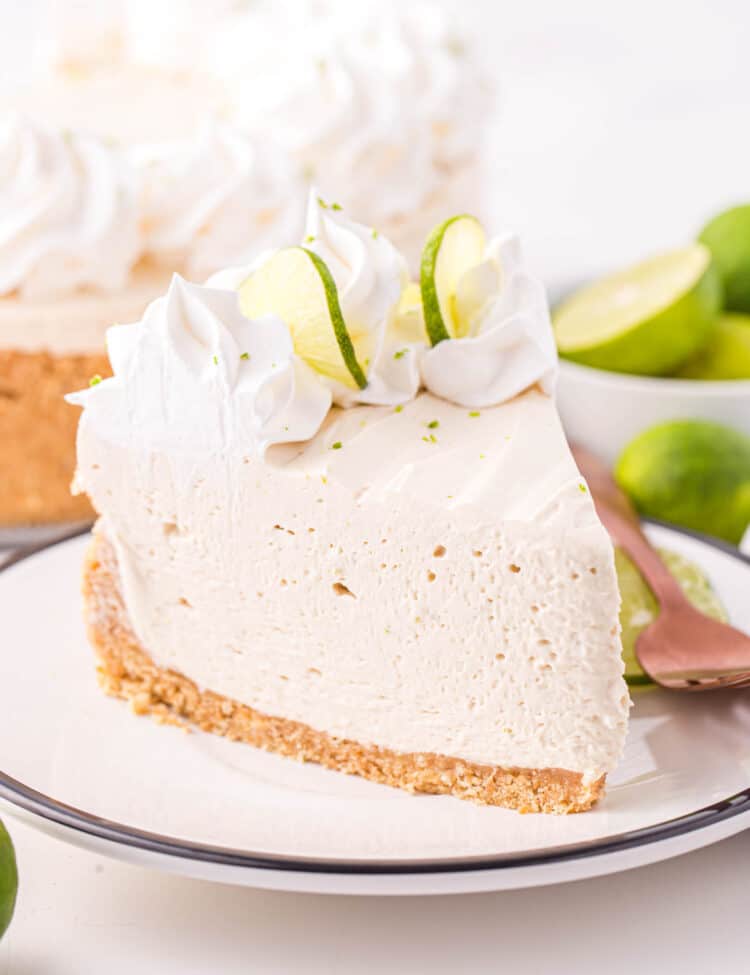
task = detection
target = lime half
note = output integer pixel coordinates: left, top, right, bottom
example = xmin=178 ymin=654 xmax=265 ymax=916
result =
xmin=699 ymin=204 xmax=750 ymax=313
xmin=420 ymin=215 xmax=486 ymax=345
xmin=675 ymin=312 xmax=750 ymax=379
xmin=616 ymin=547 xmax=727 ymax=685
xmin=0 ymin=820 xmax=17 ymax=940
xmin=239 ymin=247 xmax=368 ymax=389
xmin=553 ymin=245 xmax=722 ymax=375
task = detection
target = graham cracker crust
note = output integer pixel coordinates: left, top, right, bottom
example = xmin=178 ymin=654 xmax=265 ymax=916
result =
xmin=82 ymin=530 xmax=606 ymax=814
xmin=0 ymin=349 xmax=109 ymax=525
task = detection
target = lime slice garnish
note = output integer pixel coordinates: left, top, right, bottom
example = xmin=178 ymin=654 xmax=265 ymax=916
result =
xmin=238 ymin=247 xmax=368 ymax=389
xmin=393 ymin=281 xmax=427 ymax=343
xmin=0 ymin=820 xmax=17 ymax=940
xmin=616 ymin=547 xmax=728 ymax=685
xmin=420 ymin=214 xmax=486 ymax=345
xmin=699 ymin=204 xmax=750 ymax=313
xmin=453 ymin=258 xmax=501 ymax=333
xmin=552 ymin=245 xmax=722 ymax=375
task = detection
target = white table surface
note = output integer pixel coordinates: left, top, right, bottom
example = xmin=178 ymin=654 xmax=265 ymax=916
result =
xmin=1 ymin=818 xmax=748 ymax=973
xmin=2 ymin=0 xmax=749 ymax=968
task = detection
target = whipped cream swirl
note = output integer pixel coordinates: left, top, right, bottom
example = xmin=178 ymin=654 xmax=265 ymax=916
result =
xmin=420 ymin=235 xmax=558 ymax=408
xmin=305 ymin=194 xmax=421 ymax=406
xmin=207 ymin=0 xmax=489 ymax=227
xmin=209 ymin=190 xmax=421 ymax=408
xmin=133 ymin=120 xmax=305 ymax=281
xmin=0 ymin=114 xmax=140 ymax=298
xmin=68 ymin=275 xmax=331 ymax=453
xmin=66 ymin=192 xmax=555 ymax=454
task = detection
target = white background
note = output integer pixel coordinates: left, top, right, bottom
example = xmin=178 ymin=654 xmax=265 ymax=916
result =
xmin=2 ymin=0 xmax=749 ymax=287
xmin=1 ymin=0 xmax=749 ymax=970
xmin=472 ymin=0 xmax=750 ymax=287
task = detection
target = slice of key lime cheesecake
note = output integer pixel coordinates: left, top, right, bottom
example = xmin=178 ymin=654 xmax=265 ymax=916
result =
xmin=69 ymin=193 xmax=629 ymax=814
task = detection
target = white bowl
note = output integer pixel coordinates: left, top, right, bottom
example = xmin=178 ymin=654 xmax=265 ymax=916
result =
xmin=556 ymin=359 xmax=750 ymax=466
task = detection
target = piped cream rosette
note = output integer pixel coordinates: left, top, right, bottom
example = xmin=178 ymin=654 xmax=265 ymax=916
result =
xmin=70 ymin=194 xmax=557 ymax=459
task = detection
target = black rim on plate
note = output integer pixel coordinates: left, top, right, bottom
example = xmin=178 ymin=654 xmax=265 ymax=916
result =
xmin=0 ymin=523 xmax=749 ymax=877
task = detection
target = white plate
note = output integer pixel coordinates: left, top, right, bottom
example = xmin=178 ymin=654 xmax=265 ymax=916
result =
xmin=1 ymin=525 xmax=749 ymax=896
xmin=0 ymin=519 xmax=92 ymax=554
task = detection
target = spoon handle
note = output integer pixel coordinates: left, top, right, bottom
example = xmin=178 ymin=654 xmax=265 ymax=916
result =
xmin=595 ymin=504 xmax=687 ymax=611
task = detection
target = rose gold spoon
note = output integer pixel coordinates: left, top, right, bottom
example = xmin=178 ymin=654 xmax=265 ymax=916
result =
xmin=571 ymin=443 xmax=750 ymax=691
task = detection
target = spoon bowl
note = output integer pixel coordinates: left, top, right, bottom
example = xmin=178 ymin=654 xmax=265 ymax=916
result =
xmin=571 ymin=443 xmax=750 ymax=691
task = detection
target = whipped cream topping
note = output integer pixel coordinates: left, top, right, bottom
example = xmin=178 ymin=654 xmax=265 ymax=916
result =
xmin=209 ymin=191 xmax=422 ymax=409
xmin=0 ymin=114 xmax=140 ymax=298
xmin=65 ymin=177 xmax=556 ymax=452
xmin=68 ymin=275 xmax=331 ymax=453
xmin=14 ymin=0 xmax=492 ymax=290
xmin=124 ymin=0 xmax=240 ymax=75
xmin=207 ymin=0 xmax=490 ymax=227
xmin=31 ymin=4 xmax=123 ymax=77
xmin=132 ymin=120 xmax=305 ymax=281
xmin=421 ymin=235 xmax=558 ymax=408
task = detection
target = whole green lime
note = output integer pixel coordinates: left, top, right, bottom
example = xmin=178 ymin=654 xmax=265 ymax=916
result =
xmin=699 ymin=205 xmax=750 ymax=312
xmin=0 ymin=820 xmax=17 ymax=940
xmin=552 ymin=245 xmax=722 ymax=375
xmin=615 ymin=420 xmax=750 ymax=544
xmin=675 ymin=313 xmax=750 ymax=379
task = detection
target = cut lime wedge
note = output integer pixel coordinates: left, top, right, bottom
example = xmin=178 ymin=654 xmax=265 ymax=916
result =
xmin=420 ymin=215 xmax=486 ymax=345
xmin=238 ymin=247 xmax=367 ymax=389
xmin=616 ymin=547 xmax=728 ymax=685
xmin=675 ymin=312 xmax=750 ymax=379
xmin=553 ymin=245 xmax=722 ymax=375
